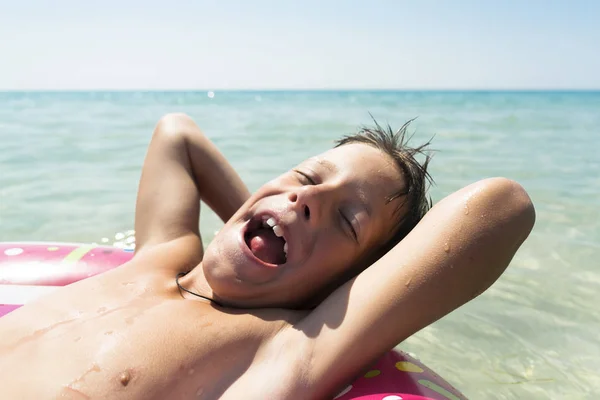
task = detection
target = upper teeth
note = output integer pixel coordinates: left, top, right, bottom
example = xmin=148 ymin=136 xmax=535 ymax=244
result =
xmin=272 ymin=225 xmax=284 ymax=237
xmin=265 ymin=217 xmax=288 ymax=256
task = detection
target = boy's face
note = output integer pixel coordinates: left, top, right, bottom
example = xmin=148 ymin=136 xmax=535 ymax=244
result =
xmin=203 ymin=143 xmax=405 ymax=308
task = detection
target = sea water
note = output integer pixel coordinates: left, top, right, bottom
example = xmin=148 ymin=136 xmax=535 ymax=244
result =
xmin=1 ymin=90 xmax=598 ymax=398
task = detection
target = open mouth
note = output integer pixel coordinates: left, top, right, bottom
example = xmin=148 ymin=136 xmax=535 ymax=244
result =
xmin=243 ymin=215 xmax=288 ymax=266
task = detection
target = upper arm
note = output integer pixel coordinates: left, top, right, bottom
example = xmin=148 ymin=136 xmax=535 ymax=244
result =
xmin=134 ymin=114 xmax=203 ymax=253
xmin=291 ymin=178 xmax=535 ymax=398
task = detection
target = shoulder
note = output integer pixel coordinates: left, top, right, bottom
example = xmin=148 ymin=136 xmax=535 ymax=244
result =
xmin=132 ymin=235 xmax=204 ymax=274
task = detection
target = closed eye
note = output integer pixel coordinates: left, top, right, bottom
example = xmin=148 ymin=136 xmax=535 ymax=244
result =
xmin=294 ymin=170 xmax=317 ymax=185
xmin=339 ymin=210 xmax=358 ymax=243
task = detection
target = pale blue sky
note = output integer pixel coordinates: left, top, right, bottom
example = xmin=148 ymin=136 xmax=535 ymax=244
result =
xmin=1 ymin=0 xmax=598 ymax=90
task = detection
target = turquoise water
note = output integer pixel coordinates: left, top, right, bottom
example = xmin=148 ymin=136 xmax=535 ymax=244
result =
xmin=1 ymin=91 xmax=598 ymax=398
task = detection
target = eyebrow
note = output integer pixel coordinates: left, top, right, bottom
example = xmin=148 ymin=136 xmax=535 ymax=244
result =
xmin=315 ymin=158 xmax=339 ymax=174
xmin=355 ymin=189 xmax=372 ymax=218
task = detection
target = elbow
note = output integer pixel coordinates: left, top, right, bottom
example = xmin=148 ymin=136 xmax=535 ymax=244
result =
xmin=476 ymin=177 xmax=536 ymax=242
xmin=154 ymin=113 xmax=203 ymax=142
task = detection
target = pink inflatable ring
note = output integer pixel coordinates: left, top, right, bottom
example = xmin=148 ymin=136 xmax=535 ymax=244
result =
xmin=0 ymin=242 xmax=467 ymax=400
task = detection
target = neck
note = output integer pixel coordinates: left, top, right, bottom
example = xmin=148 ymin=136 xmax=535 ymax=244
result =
xmin=176 ymin=264 xmax=218 ymax=304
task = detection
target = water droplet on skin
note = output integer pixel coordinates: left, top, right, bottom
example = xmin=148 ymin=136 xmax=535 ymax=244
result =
xmin=61 ymin=386 xmax=91 ymax=399
xmin=444 ymin=242 xmax=451 ymax=253
xmin=74 ymin=336 xmax=81 ymax=342
xmin=464 ymin=204 xmax=470 ymax=215
xmin=121 ymin=282 xmax=134 ymax=286
xmin=97 ymin=307 xmax=107 ymax=313
xmin=405 ymin=278 xmax=412 ymax=287
xmin=188 ymin=369 xmax=195 ymax=375
xmin=66 ymin=363 xmax=102 ymax=390
xmin=104 ymin=331 xmax=113 ymax=336
xmin=196 ymin=387 xmax=204 ymax=396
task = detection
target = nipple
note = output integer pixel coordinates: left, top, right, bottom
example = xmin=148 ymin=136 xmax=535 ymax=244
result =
xmin=119 ymin=369 xmax=133 ymax=387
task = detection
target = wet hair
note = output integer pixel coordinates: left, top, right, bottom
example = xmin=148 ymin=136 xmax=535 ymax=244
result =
xmin=335 ymin=117 xmax=433 ymax=267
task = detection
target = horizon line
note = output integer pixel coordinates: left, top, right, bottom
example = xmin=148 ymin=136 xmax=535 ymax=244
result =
xmin=1 ymin=88 xmax=599 ymax=93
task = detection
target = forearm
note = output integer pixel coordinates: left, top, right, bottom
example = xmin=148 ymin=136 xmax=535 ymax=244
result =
xmin=179 ymin=118 xmax=250 ymax=223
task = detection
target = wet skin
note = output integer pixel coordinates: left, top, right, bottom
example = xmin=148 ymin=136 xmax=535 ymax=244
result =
xmin=0 ymin=243 xmax=306 ymax=399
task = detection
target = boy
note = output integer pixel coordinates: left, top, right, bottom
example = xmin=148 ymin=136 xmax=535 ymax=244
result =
xmin=0 ymin=113 xmax=535 ymax=399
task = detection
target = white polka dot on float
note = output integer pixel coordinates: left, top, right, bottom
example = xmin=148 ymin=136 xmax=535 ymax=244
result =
xmin=382 ymin=396 xmax=403 ymax=400
xmin=4 ymin=248 xmax=24 ymax=256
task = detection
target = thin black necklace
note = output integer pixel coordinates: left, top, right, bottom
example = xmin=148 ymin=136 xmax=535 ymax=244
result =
xmin=176 ymin=272 xmax=223 ymax=307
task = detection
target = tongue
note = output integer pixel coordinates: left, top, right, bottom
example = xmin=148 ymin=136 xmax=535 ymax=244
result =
xmin=247 ymin=227 xmax=286 ymax=265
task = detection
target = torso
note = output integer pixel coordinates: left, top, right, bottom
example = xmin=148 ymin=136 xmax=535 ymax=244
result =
xmin=0 ymin=243 xmax=307 ymax=399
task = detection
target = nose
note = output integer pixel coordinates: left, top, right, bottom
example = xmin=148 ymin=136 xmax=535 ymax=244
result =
xmin=287 ymin=185 xmax=332 ymax=226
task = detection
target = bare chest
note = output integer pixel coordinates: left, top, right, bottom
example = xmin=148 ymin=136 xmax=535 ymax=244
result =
xmin=0 ymin=271 xmax=299 ymax=399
